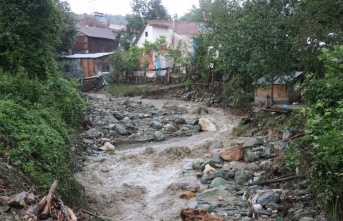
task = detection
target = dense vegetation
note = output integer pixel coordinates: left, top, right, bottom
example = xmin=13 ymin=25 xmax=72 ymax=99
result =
xmin=0 ymin=0 xmax=85 ymax=205
xmin=183 ymin=0 xmax=342 ymax=219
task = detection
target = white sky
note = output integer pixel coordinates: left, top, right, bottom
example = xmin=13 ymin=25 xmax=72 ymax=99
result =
xmin=67 ymin=0 xmax=199 ymax=17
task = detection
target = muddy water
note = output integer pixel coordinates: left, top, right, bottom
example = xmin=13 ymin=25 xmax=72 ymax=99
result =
xmin=76 ymin=98 xmax=241 ymax=221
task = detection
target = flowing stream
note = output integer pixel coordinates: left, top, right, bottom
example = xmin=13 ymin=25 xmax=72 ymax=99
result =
xmin=76 ymin=97 xmax=242 ymax=221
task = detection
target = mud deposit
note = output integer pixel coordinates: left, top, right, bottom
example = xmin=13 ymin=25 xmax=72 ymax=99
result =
xmin=76 ymin=96 xmax=241 ymax=221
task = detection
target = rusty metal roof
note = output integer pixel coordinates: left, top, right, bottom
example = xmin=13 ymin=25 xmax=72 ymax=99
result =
xmin=78 ymin=26 xmax=115 ymax=40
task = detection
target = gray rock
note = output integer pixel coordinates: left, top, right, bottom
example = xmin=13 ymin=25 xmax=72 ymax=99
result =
xmin=196 ymin=187 xmax=231 ymax=205
xmin=274 ymin=140 xmax=288 ymax=150
xmin=200 ymin=177 xmax=210 ymax=184
xmin=192 ymin=161 xmax=203 ymax=170
xmin=210 ymin=141 xmax=224 ymax=149
xmin=164 ymin=124 xmax=178 ymax=132
xmin=234 ymin=201 xmax=249 ymax=208
xmin=150 ymin=121 xmax=163 ymax=130
xmin=210 ymin=155 xmax=224 ymax=164
xmin=243 ymin=138 xmax=264 ymax=148
xmin=291 ymin=210 xmax=315 ymax=221
xmin=183 ymin=162 xmax=193 ymax=170
xmin=185 ymin=117 xmax=199 ymax=125
xmin=113 ymin=124 xmax=128 ymax=135
xmin=266 ymin=203 xmax=283 ymax=210
xmin=129 ymin=96 xmax=142 ymax=104
xmin=210 ymin=177 xmax=228 ymax=188
xmin=257 ymin=191 xmax=281 ymax=206
xmin=154 ymin=131 xmax=166 ymax=141
xmin=235 ymin=170 xmax=253 ymax=184
xmin=86 ymin=128 xmax=102 ymax=138
xmin=184 ymin=124 xmax=201 ymax=132
xmin=195 ymin=204 xmax=215 ymax=213
xmin=257 ymin=209 xmax=272 ymax=216
xmin=179 ymin=182 xmax=189 ymax=190
xmin=129 ymin=102 xmax=139 ymax=108
xmin=245 ymin=185 xmax=263 ymax=199
xmin=209 ymin=170 xmax=233 ymax=180
xmin=103 ymin=115 xmax=118 ymax=124
xmin=113 ymin=111 xmax=124 ymax=120
xmin=282 ymin=129 xmax=291 ymax=140
xmin=244 ymin=150 xmax=260 ymax=162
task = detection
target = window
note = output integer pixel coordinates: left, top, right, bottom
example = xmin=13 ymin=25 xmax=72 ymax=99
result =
xmin=145 ymin=31 xmax=148 ymax=37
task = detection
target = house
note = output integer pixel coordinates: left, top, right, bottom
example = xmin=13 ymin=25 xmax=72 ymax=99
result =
xmin=72 ymin=26 xmax=116 ymax=54
xmin=133 ymin=20 xmax=200 ymax=77
xmin=64 ymin=52 xmax=114 ymax=79
xmin=255 ymin=71 xmax=303 ymax=105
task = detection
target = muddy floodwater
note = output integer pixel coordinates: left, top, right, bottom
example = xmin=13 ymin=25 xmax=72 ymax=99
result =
xmin=76 ymin=97 xmax=242 ymax=221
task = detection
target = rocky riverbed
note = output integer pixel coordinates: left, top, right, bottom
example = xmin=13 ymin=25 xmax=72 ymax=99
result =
xmin=75 ymin=91 xmax=326 ymax=221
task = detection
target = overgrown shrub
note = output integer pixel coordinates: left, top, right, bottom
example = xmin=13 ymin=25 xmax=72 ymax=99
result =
xmin=286 ymin=46 xmax=343 ymax=220
xmin=0 ymin=69 xmax=85 ymax=206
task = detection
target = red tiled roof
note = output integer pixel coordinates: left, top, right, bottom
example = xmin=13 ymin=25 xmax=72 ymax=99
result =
xmin=146 ymin=20 xmax=200 ymax=35
xmin=78 ymin=26 xmax=115 ymax=40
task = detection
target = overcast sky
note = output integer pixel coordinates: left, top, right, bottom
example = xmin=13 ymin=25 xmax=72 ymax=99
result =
xmin=67 ymin=0 xmax=199 ymax=17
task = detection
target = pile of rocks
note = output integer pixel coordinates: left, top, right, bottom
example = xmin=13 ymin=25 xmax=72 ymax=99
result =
xmin=79 ymin=95 xmax=216 ymax=153
xmin=179 ymin=137 xmax=323 ymax=221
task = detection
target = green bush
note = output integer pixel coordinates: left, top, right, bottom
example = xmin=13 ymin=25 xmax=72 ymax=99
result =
xmin=286 ymin=45 xmax=343 ymax=220
xmin=0 ymin=69 xmax=85 ymax=206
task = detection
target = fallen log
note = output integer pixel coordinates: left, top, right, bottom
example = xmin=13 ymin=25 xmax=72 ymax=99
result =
xmin=7 ymin=192 xmax=27 ymax=208
xmin=59 ymin=200 xmax=72 ymax=221
xmin=67 ymin=207 xmax=77 ymax=221
xmin=39 ymin=180 xmax=58 ymax=219
xmin=282 ymin=133 xmax=305 ymax=142
xmin=22 ymin=196 xmax=47 ymax=221
xmin=247 ymin=175 xmax=306 ymax=186
xmin=82 ymin=210 xmax=107 ymax=221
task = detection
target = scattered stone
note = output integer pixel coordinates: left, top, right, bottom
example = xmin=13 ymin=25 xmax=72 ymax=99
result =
xmin=150 ymin=121 xmax=163 ymax=130
xmin=210 ymin=141 xmax=224 ymax=149
xmin=274 ymin=140 xmax=288 ymax=150
xmin=299 ymin=218 xmax=316 ymax=221
xmin=86 ymin=128 xmax=102 ymax=138
xmin=255 ymin=190 xmax=281 ymax=206
xmin=291 ymin=210 xmax=316 ymax=221
xmin=244 ymin=150 xmax=260 ymax=163
xmin=242 ymin=138 xmax=264 ymax=148
xmin=210 ymin=177 xmax=228 ymax=188
xmin=282 ymin=129 xmax=291 ymax=140
xmin=113 ymin=124 xmax=128 ymax=135
xmin=220 ymin=145 xmax=244 ymax=162
xmin=99 ymin=142 xmax=115 ymax=151
xmin=183 ymin=162 xmax=193 ymax=170
xmin=154 ymin=131 xmax=166 ymax=141
xmin=234 ymin=170 xmax=253 ymax=184
xmin=198 ymin=118 xmax=217 ymax=131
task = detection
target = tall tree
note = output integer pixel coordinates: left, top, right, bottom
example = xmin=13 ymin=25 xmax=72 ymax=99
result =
xmin=0 ymin=0 xmax=76 ymax=79
xmin=118 ymin=0 xmax=171 ymax=50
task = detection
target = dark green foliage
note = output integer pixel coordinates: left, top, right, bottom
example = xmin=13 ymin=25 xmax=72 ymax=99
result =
xmin=0 ymin=70 xmax=85 ymax=206
xmin=0 ymin=0 xmax=85 ymax=206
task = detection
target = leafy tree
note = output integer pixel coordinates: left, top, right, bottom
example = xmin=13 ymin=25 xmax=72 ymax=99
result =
xmin=117 ymin=0 xmax=171 ymax=51
xmin=0 ymin=0 xmax=74 ymax=79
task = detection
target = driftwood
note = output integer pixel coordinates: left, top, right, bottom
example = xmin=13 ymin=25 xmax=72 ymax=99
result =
xmin=67 ymin=207 xmax=77 ymax=221
xmin=59 ymin=200 xmax=72 ymax=221
xmin=7 ymin=191 xmax=27 ymax=208
xmin=40 ymin=180 xmax=58 ymax=219
xmin=22 ymin=196 xmax=47 ymax=221
xmin=283 ymin=133 xmax=305 ymax=142
xmin=82 ymin=210 xmax=107 ymax=221
xmin=247 ymin=175 xmax=306 ymax=186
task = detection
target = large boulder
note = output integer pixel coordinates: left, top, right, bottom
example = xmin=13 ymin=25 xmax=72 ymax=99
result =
xmin=198 ymin=118 xmax=217 ymax=131
xmin=220 ymin=145 xmax=244 ymax=162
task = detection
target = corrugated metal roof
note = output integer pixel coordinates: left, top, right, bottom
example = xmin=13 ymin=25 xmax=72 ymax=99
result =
xmin=64 ymin=52 xmax=114 ymax=59
xmin=257 ymin=71 xmax=303 ymax=85
xmin=78 ymin=26 xmax=115 ymax=40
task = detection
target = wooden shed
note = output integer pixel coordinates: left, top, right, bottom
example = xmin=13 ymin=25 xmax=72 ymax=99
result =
xmin=64 ymin=52 xmax=114 ymax=79
xmin=255 ymin=71 xmax=303 ymax=105
xmin=72 ymin=26 xmax=117 ymax=54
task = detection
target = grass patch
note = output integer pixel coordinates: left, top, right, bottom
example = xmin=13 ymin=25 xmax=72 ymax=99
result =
xmin=108 ymin=83 xmax=158 ymax=97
